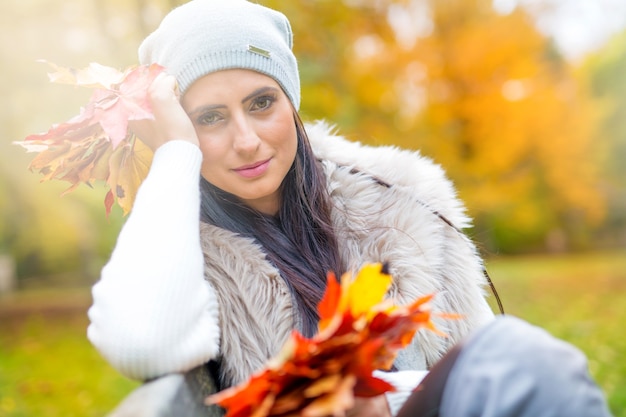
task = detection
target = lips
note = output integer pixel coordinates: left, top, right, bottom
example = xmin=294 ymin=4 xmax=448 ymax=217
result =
xmin=233 ymin=158 xmax=271 ymax=178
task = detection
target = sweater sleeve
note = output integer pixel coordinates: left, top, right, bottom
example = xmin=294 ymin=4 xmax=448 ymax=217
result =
xmin=87 ymin=140 xmax=220 ymax=381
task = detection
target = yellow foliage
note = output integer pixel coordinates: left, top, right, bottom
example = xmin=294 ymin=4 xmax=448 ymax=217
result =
xmin=265 ymin=0 xmax=607 ymax=249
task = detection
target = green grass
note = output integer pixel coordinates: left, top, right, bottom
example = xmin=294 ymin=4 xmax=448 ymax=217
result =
xmin=0 ymin=289 xmax=139 ymax=417
xmin=0 ymin=249 xmax=624 ymax=416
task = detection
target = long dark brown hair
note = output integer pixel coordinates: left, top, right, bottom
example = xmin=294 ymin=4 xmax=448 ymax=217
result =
xmin=199 ymin=112 xmax=343 ymax=337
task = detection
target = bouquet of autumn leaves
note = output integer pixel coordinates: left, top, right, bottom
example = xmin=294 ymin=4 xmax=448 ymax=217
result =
xmin=206 ymin=263 xmax=447 ymax=417
xmin=15 ymin=62 xmax=165 ymax=216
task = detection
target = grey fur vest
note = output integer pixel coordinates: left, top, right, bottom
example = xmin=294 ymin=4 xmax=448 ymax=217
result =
xmin=199 ymin=122 xmax=495 ymax=388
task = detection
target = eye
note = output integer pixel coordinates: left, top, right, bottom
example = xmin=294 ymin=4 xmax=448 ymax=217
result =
xmin=197 ymin=111 xmax=223 ymax=126
xmin=250 ymin=95 xmax=276 ymax=112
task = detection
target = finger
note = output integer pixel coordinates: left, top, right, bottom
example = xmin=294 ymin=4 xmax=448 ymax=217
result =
xmin=159 ymin=73 xmax=179 ymax=95
xmin=149 ymin=73 xmax=180 ymax=104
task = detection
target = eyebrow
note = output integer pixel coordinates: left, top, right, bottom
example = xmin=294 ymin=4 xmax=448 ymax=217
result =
xmin=242 ymin=86 xmax=279 ymax=103
xmin=188 ymin=86 xmax=280 ymax=117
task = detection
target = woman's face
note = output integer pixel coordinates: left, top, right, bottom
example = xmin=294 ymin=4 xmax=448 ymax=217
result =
xmin=181 ymin=69 xmax=298 ymax=215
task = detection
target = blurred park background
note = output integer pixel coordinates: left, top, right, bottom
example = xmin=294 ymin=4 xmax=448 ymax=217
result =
xmin=0 ymin=0 xmax=625 ymax=415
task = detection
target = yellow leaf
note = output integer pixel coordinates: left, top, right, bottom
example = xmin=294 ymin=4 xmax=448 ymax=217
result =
xmin=107 ymin=136 xmax=153 ymax=215
xmin=341 ymin=263 xmax=392 ymax=317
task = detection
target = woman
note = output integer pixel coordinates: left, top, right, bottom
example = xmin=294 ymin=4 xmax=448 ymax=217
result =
xmin=88 ymin=0 xmax=497 ymax=415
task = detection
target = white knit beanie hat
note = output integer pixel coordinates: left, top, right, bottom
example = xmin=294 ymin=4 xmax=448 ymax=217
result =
xmin=138 ymin=0 xmax=301 ymax=109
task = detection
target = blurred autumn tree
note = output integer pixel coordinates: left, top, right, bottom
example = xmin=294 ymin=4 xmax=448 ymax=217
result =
xmin=412 ymin=1 xmax=605 ymax=253
xmin=263 ymin=0 xmax=608 ymax=253
xmin=0 ymin=0 xmax=621 ymax=283
xmin=579 ymin=30 xmax=626 ymax=248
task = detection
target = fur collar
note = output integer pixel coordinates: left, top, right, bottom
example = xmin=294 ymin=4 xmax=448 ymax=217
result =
xmin=200 ymin=122 xmax=493 ymax=387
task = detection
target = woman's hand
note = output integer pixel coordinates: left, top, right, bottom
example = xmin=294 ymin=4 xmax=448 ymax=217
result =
xmin=346 ymin=395 xmax=392 ymax=417
xmin=130 ymin=72 xmax=199 ymax=151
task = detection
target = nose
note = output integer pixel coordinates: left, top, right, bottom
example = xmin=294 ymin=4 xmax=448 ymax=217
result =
xmin=231 ymin=114 xmax=261 ymax=155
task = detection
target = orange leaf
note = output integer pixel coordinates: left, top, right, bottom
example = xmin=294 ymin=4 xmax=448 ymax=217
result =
xmin=206 ymin=371 xmax=274 ymax=417
xmin=104 ymin=190 xmax=115 ymax=218
xmin=317 ymin=271 xmax=341 ymax=331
